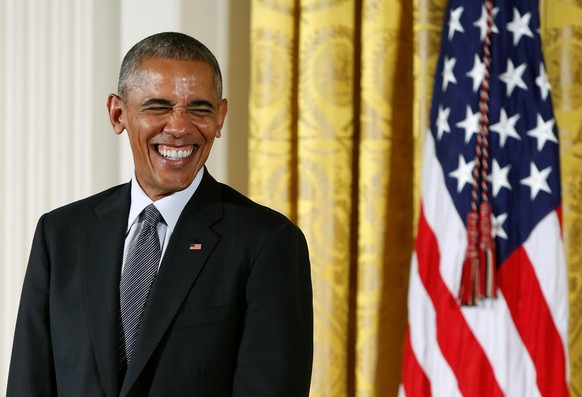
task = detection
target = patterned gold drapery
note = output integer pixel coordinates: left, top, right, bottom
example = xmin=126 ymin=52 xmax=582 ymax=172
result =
xmin=544 ymin=1 xmax=582 ymax=396
xmin=249 ymin=1 xmax=582 ymax=396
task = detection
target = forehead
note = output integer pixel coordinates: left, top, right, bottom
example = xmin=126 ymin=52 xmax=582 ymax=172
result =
xmin=128 ymin=58 xmax=216 ymax=100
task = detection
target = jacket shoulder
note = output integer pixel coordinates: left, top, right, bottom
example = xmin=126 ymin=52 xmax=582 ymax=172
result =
xmin=44 ymin=183 xmax=129 ymax=220
xmin=218 ymin=183 xmax=294 ymax=228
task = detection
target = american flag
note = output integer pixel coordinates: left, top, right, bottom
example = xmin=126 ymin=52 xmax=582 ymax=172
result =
xmin=399 ymin=0 xmax=570 ymax=396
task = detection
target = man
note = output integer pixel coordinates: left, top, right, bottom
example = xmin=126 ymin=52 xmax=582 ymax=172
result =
xmin=7 ymin=32 xmax=313 ymax=396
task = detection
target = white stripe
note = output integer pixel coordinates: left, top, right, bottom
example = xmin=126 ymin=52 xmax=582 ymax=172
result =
xmin=397 ymin=384 xmax=405 ymax=397
xmin=461 ymin=294 xmax=540 ymax=397
xmin=419 ymin=133 xmax=540 ymax=396
xmin=420 ymin=132 xmax=466 ymax=295
xmin=407 ymin=253 xmax=462 ymax=397
xmin=523 ymin=211 xmax=570 ymax=378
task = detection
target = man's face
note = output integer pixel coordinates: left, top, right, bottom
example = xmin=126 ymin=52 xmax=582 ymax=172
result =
xmin=108 ymin=57 xmax=227 ymax=201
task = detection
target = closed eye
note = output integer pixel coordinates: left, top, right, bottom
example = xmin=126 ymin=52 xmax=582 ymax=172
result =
xmin=139 ymin=99 xmax=216 ymax=117
xmin=187 ymin=107 xmax=213 ymax=115
xmin=144 ymin=106 xmax=173 ymax=113
xmin=140 ymin=99 xmax=174 ymax=114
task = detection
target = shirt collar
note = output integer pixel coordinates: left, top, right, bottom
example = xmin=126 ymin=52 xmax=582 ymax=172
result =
xmin=126 ymin=167 xmax=204 ymax=234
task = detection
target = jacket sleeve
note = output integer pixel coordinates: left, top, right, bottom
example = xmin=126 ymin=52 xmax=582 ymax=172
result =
xmin=7 ymin=214 xmax=58 ymax=396
xmin=232 ymin=222 xmax=313 ymax=397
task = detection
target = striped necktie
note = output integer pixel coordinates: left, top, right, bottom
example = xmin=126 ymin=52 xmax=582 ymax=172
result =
xmin=119 ymin=204 xmax=163 ymax=368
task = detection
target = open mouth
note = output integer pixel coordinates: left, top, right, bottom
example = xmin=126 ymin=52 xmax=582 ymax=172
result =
xmin=156 ymin=144 xmax=196 ymax=161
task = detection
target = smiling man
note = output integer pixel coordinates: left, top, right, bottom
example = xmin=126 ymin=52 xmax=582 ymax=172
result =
xmin=7 ymin=32 xmax=313 ymax=397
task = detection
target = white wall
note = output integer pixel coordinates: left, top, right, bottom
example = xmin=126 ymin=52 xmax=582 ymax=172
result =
xmin=0 ymin=0 xmax=250 ymax=393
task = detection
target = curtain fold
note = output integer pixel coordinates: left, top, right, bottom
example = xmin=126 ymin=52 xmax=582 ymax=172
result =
xmin=356 ymin=1 xmax=412 ymax=395
xmin=249 ymin=1 xmax=582 ymax=396
xmin=543 ymin=1 xmax=582 ymax=396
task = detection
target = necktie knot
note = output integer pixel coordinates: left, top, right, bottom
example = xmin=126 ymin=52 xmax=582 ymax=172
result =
xmin=143 ymin=204 xmax=162 ymax=228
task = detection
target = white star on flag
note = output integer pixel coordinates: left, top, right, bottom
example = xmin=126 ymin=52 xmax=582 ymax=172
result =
xmin=456 ymin=105 xmax=481 ymax=143
xmin=506 ymin=7 xmax=534 ymax=46
xmin=527 ymin=114 xmax=557 ymax=151
xmin=492 ymin=212 xmax=509 ymax=240
xmin=535 ymin=62 xmax=551 ymax=101
xmin=448 ymin=7 xmax=465 ymax=41
xmin=474 ymin=5 xmax=499 ymax=42
xmin=499 ymin=59 xmax=528 ymax=96
xmin=490 ymin=109 xmax=521 ymax=147
xmin=449 ymin=154 xmax=475 ymax=193
xmin=442 ymin=57 xmax=458 ymax=91
xmin=436 ymin=106 xmax=451 ymax=140
xmin=467 ymin=54 xmax=486 ymax=93
xmin=520 ymin=162 xmax=552 ymax=200
xmin=490 ymin=159 xmax=512 ymax=197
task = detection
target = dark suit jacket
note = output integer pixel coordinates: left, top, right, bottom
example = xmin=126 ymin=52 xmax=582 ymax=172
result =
xmin=7 ymin=170 xmax=313 ymax=396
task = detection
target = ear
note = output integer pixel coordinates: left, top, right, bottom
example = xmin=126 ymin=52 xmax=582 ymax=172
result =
xmin=215 ymin=98 xmax=228 ymax=138
xmin=107 ymin=94 xmax=127 ymax=135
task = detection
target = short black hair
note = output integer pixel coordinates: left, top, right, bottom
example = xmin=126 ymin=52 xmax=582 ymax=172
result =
xmin=117 ymin=32 xmax=223 ymax=101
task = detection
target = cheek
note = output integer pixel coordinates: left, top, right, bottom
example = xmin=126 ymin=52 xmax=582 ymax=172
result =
xmin=191 ymin=118 xmax=220 ymax=137
xmin=142 ymin=117 xmax=166 ymax=132
xmin=190 ymin=118 xmax=209 ymax=129
xmin=129 ymin=119 xmax=163 ymax=144
xmin=127 ymin=131 xmax=154 ymax=159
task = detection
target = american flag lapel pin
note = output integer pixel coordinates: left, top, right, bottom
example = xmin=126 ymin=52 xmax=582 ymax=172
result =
xmin=189 ymin=243 xmax=202 ymax=251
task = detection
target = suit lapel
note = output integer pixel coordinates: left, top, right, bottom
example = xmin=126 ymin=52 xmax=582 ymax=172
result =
xmin=120 ymin=172 xmax=224 ymax=396
xmin=81 ymin=184 xmax=131 ymax=397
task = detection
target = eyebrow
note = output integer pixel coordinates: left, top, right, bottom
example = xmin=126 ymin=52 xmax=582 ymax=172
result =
xmin=141 ymin=98 xmax=215 ymax=109
xmin=188 ymin=99 xmax=215 ymax=109
xmin=141 ymin=98 xmax=173 ymax=107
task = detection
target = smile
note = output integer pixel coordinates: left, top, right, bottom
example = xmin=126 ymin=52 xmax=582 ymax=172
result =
xmin=156 ymin=145 xmax=195 ymax=161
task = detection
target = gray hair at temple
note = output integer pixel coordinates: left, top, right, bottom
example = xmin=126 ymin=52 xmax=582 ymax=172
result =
xmin=117 ymin=31 xmax=223 ymax=101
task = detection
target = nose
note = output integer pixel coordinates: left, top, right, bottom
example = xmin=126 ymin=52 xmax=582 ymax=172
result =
xmin=163 ymin=107 xmax=192 ymax=137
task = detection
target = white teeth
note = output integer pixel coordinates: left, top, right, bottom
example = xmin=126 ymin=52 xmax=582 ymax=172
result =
xmin=158 ymin=146 xmax=194 ymax=160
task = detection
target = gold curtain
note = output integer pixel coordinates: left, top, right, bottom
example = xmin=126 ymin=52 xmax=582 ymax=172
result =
xmin=544 ymin=1 xmax=582 ymax=396
xmin=249 ymin=1 xmax=582 ymax=396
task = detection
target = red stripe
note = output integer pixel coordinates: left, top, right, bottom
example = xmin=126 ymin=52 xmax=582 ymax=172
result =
xmin=556 ymin=204 xmax=564 ymax=237
xmin=499 ymin=246 xmax=570 ymax=397
xmin=401 ymin=326 xmax=431 ymax=396
xmin=416 ymin=208 xmax=503 ymax=397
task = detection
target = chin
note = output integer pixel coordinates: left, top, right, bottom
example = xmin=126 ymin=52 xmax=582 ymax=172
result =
xmin=161 ymin=177 xmax=195 ymax=193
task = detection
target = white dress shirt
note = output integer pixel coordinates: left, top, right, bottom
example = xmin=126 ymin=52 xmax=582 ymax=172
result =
xmin=121 ymin=168 xmax=204 ymax=273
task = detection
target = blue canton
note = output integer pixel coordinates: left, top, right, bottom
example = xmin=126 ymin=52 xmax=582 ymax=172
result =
xmin=429 ymin=0 xmax=562 ymax=265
